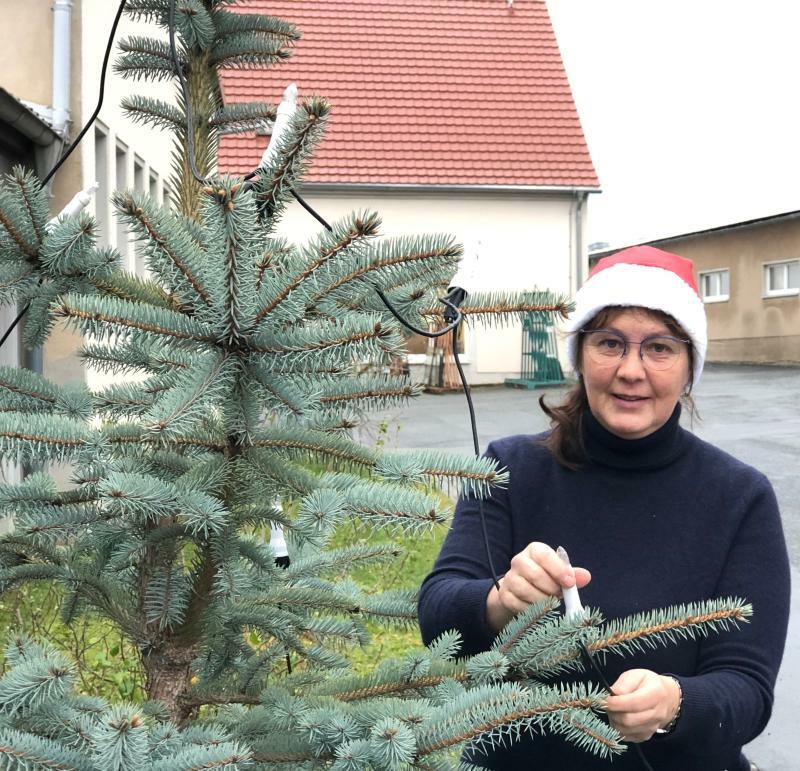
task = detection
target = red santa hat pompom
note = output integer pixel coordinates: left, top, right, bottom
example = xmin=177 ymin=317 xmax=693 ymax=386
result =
xmin=565 ymin=245 xmax=708 ymax=383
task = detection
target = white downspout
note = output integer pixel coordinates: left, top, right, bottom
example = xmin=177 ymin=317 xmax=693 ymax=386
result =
xmin=574 ymin=191 xmax=587 ymax=290
xmin=52 ymin=0 xmax=73 ymax=138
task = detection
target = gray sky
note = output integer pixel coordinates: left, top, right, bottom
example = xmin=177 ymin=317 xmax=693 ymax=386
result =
xmin=546 ymin=0 xmax=800 ymax=249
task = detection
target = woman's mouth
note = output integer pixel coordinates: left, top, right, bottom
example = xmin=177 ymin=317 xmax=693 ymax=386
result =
xmin=612 ymin=393 xmax=649 ymax=404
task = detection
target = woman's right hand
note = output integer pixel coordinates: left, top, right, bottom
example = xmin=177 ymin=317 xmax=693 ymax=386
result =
xmin=485 ymin=542 xmax=592 ymax=632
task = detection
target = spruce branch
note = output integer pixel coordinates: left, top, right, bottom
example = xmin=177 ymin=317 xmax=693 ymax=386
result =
xmin=306 ymin=235 xmax=462 ymax=309
xmin=211 ymin=35 xmax=293 ymax=69
xmin=214 ymin=10 xmax=301 ymax=43
xmin=587 ymin=598 xmax=753 ymax=660
xmin=254 ymin=211 xmax=380 ymax=324
xmin=492 ymin=596 xmax=561 ymax=656
xmin=0 ymin=725 xmax=94 ymax=771
xmin=113 ymin=190 xmax=214 ymax=308
xmin=39 ymin=213 xmax=96 ymax=276
xmin=88 ymin=270 xmax=185 ymax=311
xmin=0 ymin=174 xmax=39 ymax=260
xmin=0 ymin=414 xmax=92 ymax=463
xmin=252 ymin=96 xmax=331 ymax=223
xmin=10 ymin=166 xmax=48 ymax=248
xmin=0 ymin=366 xmax=59 ymax=409
xmin=250 ymin=428 xmax=376 ymax=469
xmin=249 ymin=315 xmax=404 ymax=366
xmin=210 ymin=102 xmax=277 ymax=134
xmin=122 ymin=95 xmax=185 ymax=133
xmin=375 ymin=450 xmax=509 ymax=498
xmin=144 ymin=352 xmax=235 ymax=438
xmin=318 ymin=376 xmax=421 ymax=412
xmin=54 ymin=293 xmax=217 ymax=345
xmin=424 ymin=290 xmax=574 ymax=327
xmin=416 ymin=682 xmax=618 ymax=759
xmin=115 ymin=35 xmax=179 ymax=82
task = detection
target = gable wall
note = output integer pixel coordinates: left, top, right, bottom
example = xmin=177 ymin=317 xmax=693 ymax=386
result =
xmin=277 ymin=188 xmax=585 ymax=383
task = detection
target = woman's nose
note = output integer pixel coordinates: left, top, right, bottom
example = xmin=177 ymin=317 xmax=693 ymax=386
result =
xmin=615 ymin=346 xmax=647 ymax=378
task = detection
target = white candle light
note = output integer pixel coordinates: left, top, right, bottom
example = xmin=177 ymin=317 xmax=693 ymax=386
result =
xmin=46 ymin=182 xmax=100 ymax=231
xmin=557 ymin=545 xmax=585 ymax=620
xmin=260 ymin=83 xmax=298 ymax=169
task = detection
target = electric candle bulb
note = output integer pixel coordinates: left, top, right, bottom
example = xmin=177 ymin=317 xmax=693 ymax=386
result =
xmin=46 ymin=182 xmax=100 ymax=231
xmin=557 ymin=545 xmax=585 ymax=619
xmin=260 ymin=83 xmax=298 ymax=169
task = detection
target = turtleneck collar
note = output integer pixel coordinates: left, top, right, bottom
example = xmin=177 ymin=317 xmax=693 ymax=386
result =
xmin=582 ymin=402 xmax=686 ymax=471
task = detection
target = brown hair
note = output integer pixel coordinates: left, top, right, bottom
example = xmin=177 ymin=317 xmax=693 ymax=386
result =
xmin=538 ymin=306 xmax=696 ymax=470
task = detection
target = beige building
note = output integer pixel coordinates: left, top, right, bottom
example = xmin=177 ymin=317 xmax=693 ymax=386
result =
xmin=0 ymin=0 xmax=174 ymax=389
xmin=591 ymin=212 xmax=800 ymax=364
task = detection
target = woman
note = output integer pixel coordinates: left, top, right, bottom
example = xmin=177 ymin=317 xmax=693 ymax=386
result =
xmin=418 ymin=246 xmax=790 ymax=771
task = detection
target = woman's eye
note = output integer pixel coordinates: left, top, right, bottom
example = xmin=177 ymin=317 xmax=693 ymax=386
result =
xmin=598 ymin=337 xmax=622 ymax=349
xmin=645 ymin=339 xmax=676 ymax=355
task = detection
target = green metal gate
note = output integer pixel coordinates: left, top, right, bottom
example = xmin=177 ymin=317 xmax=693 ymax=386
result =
xmin=504 ymin=312 xmax=567 ymax=389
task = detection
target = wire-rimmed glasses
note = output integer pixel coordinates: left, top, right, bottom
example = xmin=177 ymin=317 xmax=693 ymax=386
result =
xmin=580 ymin=329 xmax=690 ymax=371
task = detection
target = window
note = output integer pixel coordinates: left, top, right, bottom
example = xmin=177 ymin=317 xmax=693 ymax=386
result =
xmin=133 ymin=158 xmax=146 ymax=277
xmin=94 ymin=126 xmax=109 ymax=243
xmin=134 ymin=156 xmax=145 ymax=194
xmin=149 ymin=170 xmax=159 ymax=201
xmin=764 ymin=260 xmax=800 ymax=297
xmin=115 ymin=141 xmax=130 ymax=263
xmin=699 ymin=269 xmax=729 ymax=303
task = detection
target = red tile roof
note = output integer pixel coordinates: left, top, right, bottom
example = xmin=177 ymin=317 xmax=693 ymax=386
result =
xmin=219 ymin=1 xmax=599 ymax=188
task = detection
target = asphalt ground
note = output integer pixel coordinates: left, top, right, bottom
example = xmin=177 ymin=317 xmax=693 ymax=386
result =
xmin=361 ymin=364 xmax=800 ymax=770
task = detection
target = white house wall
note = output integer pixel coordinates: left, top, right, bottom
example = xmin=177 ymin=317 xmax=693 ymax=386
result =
xmin=81 ymin=1 xmax=175 ymax=274
xmin=276 ymin=189 xmax=586 ymax=384
xmin=81 ymin=2 xmax=176 ymax=392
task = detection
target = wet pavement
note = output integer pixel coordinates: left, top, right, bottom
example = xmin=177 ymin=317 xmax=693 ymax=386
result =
xmin=362 ymin=364 xmax=800 ymax=770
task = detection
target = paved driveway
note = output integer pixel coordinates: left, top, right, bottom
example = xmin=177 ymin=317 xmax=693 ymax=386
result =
xmin=363 ymin=364 xmax=800 ymax=770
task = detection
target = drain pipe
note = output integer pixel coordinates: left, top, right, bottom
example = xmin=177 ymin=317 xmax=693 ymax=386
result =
xmin=52 ymin=0 xmax=73 ymax=138
xmin=574 ymin=191 xmax=587 ymax=289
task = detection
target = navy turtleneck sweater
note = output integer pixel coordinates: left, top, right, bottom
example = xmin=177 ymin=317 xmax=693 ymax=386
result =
xmin=418 ymin=406 xmax=790 ymax=771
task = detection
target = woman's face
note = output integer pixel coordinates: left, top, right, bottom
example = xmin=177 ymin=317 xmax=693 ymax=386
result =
xmin=580 ymin=308 xmax=691 ymax=440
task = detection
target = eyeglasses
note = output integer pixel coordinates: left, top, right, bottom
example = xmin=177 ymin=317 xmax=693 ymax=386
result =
xmin=580 ymin=329 xmax=690 ymax=371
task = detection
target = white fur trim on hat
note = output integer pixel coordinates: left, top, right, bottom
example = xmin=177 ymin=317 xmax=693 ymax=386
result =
xmin=565 ymin=262 xmax=707 ymax=384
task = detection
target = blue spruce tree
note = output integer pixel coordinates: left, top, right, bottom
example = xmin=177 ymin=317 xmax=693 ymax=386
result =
xmin=0 ymin=2 xmax=750 ymax=768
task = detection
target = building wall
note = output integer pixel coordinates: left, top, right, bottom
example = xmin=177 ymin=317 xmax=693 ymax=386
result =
xmin=277 ymin=189 xmax=586 ymax=383
xmin=655 ymin=218 xmax=800 ymax=364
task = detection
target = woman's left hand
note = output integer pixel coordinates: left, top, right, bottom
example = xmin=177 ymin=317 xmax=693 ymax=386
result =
xmin=605 ymin=669 xmax=681 ymax=742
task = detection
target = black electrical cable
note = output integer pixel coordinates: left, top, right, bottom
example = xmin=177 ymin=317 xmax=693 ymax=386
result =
xmin=451 ymin=328 xmax=501 ymax=592
xmin=0 ymin=304 xmax=30 ymax=351
xmin=374 ymin=287 xmax=462 ymax=339
xmin=43 ymin=0 xmax=128 ymax=186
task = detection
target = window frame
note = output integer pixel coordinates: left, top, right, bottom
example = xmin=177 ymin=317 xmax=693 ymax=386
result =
xmin=698 ymin=268 xmax=730 ymax=304
xmin=763 ymin=259 xmax=800 ymax=298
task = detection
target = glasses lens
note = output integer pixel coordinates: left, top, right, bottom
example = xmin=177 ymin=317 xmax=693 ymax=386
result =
xmin=584 ymin=331 xmax=626 ymax=365
xmin=641 ymin=336 xmax=685 ymax=370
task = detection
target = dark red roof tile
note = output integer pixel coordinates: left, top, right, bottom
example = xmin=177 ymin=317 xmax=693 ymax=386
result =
xmin=219 ymin=0 xmax=599 ymax=188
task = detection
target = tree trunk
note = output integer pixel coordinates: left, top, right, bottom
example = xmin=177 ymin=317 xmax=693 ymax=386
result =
xmin=142 ymin=644 xmax=198 ymax=725
xmin=176 ymin=48 xmax=222 ymax=221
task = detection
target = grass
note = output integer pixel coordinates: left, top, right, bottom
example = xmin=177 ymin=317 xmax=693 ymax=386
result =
xmin=0 ymin=582 xmax=144 ymax=702
xmin=330 ymin=519 xmax=448 ymax=672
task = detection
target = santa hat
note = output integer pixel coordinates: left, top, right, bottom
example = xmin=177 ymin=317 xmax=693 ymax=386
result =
xmin=565 ymin=245 xmax=707 ymax=383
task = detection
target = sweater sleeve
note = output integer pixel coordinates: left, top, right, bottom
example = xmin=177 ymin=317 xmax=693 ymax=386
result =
xmin=659 ymin=471 xmax=790 ymax=752
xmin=417 ymin=441 xmax=516 ymax=655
